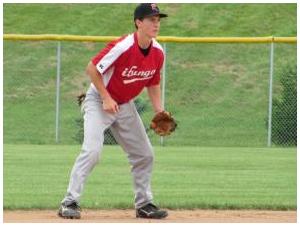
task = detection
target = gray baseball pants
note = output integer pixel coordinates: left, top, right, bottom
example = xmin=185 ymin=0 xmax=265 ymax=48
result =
xmin=61 ymin=86 xmax=154 ymax=209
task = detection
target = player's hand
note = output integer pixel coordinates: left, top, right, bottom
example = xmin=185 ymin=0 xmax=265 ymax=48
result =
xmin=102 ymin=96 xmax=119 ymax=114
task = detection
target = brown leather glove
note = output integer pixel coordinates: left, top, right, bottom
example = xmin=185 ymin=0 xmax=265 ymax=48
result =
xmin=150 ymin=111 xmax=177 ymax=136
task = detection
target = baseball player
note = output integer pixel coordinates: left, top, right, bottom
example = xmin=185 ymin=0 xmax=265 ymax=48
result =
xmin=58 ymin=3 xmax=168 ymax=219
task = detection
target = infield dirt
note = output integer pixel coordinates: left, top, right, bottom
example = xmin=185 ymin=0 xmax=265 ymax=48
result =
xmin=3 ymin=209 xmax=296 ymax=223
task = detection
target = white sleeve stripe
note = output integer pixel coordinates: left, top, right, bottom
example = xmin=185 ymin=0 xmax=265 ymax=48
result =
xmin=102 ymin=67 xmax=114 ymax=87
xmin=96 ymin=34 xmax=134 ymax=74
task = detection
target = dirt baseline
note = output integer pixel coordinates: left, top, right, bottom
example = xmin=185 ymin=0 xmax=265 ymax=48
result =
xmin=3 ymin=209 xmax=296 ymax=223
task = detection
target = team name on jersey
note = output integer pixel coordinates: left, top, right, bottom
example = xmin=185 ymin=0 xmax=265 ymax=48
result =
xmin=121 ymin=66 xmax=157 ymax=84
xmin=122 ymin=66 xmax=156 ymax=78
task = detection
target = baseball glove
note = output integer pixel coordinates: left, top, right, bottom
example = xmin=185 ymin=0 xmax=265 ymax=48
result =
xmin=77 ymin=93 xmax=86 ymax=106
xmin=150 ymin=111 xmax=177 ymax=136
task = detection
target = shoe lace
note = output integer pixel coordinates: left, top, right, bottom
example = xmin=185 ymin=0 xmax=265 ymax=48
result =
xmin=143 ymin=203 xmax=159 ymax=212
xmin=67 ymin=202 xmax=81 ymax=211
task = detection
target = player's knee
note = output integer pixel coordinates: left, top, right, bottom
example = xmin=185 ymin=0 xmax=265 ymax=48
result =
xmin=142 ymin=151 xmax=154 ymax=164
xmin=81 ymin=144 xmax=102 ymax=165
xmin=131 ymin=153 xmax=153 ymax=170
xmin=88 ymin=149 xmax=100 ymax=165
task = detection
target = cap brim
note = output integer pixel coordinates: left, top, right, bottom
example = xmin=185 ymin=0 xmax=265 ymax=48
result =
xmin=159 ymin=13 xmax=168 ymax=18
xmin=145 ymin=12 xmax=168 ymax=18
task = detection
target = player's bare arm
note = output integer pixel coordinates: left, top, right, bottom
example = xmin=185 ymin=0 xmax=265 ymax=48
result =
xmin=147 ymin=84 xmax=163 ymax=113
xmin=86 ymin=61 xmax=119 ymax=114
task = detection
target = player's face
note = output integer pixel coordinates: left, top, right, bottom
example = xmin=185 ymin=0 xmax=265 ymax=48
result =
xmin=139 ymin=15 xmax=160 ymax=38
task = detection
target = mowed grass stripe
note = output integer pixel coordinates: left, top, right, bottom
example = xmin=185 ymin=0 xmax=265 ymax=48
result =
xmin=3 ymin=144 xmax=296 ymax=210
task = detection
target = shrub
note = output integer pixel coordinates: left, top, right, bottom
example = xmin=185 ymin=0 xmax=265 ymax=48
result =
xmin=271 ymin=65 xmax=296 ymax=146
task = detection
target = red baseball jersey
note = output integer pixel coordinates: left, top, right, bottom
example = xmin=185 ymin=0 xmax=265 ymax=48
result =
xmin=91 ymin=32 xmax=164 ymax=104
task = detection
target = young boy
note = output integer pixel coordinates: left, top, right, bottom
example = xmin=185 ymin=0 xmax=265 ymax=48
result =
xmin=58 ymin=3 xmax=168 ymax=219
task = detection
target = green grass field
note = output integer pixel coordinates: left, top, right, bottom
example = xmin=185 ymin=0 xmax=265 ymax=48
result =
xmin=3 ymin=4 xmax=297 ymax=211
xmin=3 ymin=4 xmax=297 ymax=146
xmin=4 ymin=144 xmax=296 ymax=210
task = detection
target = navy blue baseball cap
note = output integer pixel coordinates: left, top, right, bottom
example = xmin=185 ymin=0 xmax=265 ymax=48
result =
xmin=134 ymin=3 xmax=168 ymax=20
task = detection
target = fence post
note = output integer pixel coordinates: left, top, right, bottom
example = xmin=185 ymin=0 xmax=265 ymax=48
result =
xmin=55 ymin=42 xmax=61 ymax=143
xmin=160 ymin=43 xmax=167 ymax=146
xmin=267 ymin=39 xmax=274 ymax=147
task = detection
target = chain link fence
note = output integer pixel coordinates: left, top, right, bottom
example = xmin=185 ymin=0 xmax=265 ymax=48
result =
xmin=3 ymin=40 xmax=296 ymax=147
xmin=271 ymin=64 xmax=296 ymax=146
